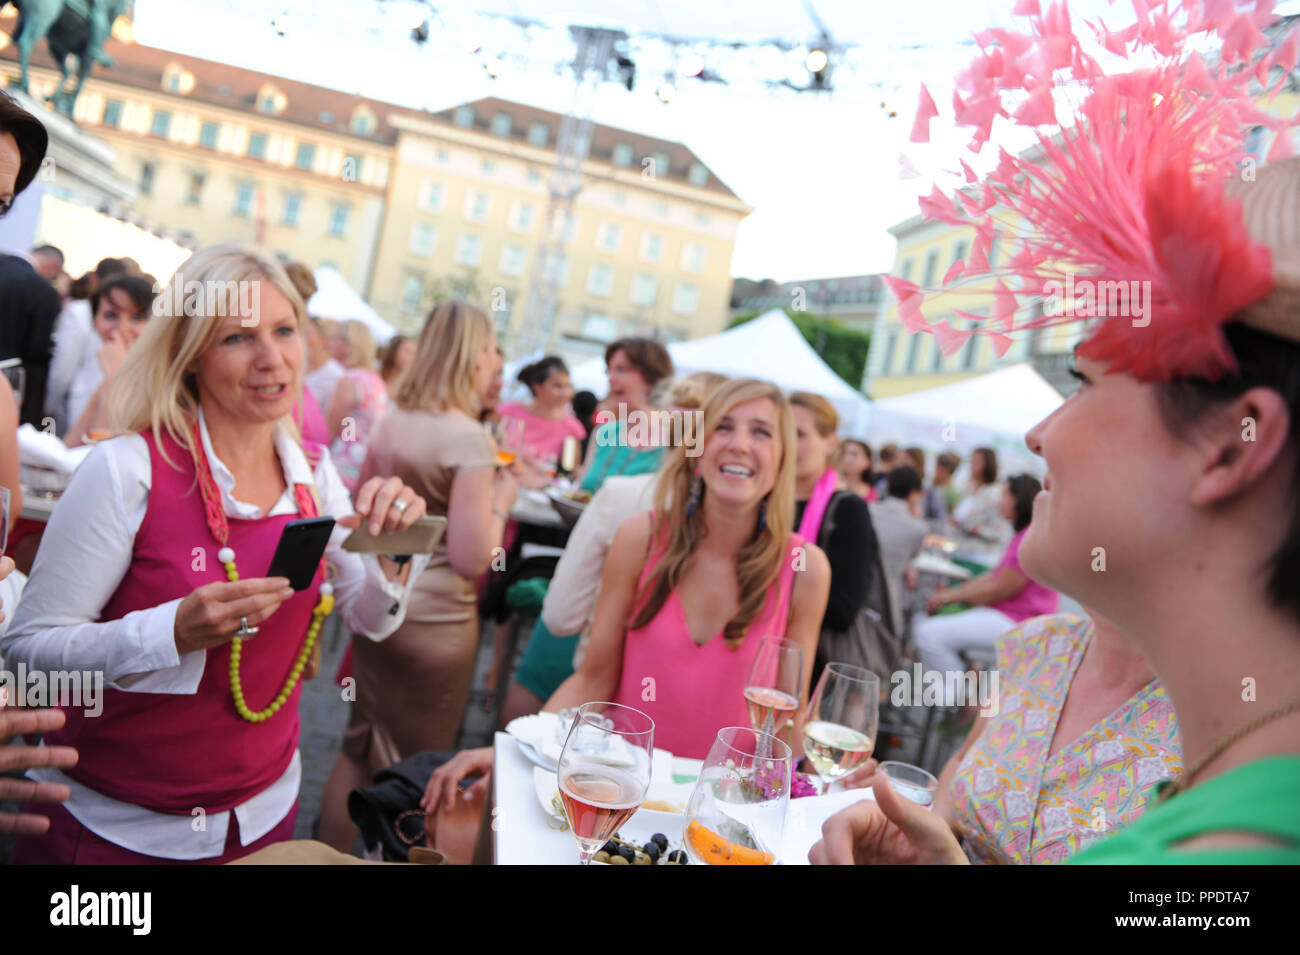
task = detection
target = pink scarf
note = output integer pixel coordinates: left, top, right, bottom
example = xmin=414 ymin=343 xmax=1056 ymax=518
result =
xmin=797 ymin=468 xmax=840 ymax=542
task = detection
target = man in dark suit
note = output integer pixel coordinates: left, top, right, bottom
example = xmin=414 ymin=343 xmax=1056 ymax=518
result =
xmin=0 ymin=92 xmax=56 ymax=426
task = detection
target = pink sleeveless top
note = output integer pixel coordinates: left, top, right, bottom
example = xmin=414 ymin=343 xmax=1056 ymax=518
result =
xmin=48 ymin=430 xmax=324 ymax=814
xmin=612 ymin=530 xmax=805 ymax=759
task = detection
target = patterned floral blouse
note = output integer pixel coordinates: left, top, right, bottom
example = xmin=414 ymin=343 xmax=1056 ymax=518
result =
xmin=949 ymin=614 xmax=1182 ymax=865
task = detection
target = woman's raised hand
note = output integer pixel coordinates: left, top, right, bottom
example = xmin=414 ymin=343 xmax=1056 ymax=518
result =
xmin=173 ymin=577 xmax=295 ymax=656
xmin=808 ymin=776 xmax=968 ymax=865
xmin=344 ymin=476 xmax=427 ymax=537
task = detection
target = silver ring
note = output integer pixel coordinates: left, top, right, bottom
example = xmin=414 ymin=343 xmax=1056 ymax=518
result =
xmin=236 ymin=616 xmax=259 ymax=637
xmin=391 ymin=498 xmax=408 ymax=514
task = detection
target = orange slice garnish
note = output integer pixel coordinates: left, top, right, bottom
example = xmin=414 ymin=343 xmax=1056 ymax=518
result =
xmin=685 ymin=819 xmax=774 ymax=866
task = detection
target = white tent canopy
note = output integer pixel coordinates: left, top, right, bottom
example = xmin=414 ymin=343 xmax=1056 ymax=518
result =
xmin=307 ymin=266 xmax=396 ymax=343
xmin=865 ymin=364 xmax=1064 ymax=476
xmin=567 ymin=310 xmax=873 ymax=433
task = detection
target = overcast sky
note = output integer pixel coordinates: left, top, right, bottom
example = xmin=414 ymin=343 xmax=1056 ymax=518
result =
xmin=133 ymin=0 xmax=1300 ymax=283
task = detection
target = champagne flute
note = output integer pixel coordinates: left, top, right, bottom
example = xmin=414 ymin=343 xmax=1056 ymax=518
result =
xmin=683 ymin=727 xmax=791 ymax=866
xmin=556 ymin=701 xmax=654 ymax=865
xmin=743 ymin=637 xmax=803 ymax=746
xmin=803 ymin=663 xmax=879 ymax=793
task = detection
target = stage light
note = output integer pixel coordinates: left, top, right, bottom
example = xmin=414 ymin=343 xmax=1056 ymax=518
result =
xmin=681 ymin=54 xmax=705 ymax=77
xmin=656 ymin=79 xmax=676 ymax=102
xmin=805 ymin=48 xmax=828 ymax=74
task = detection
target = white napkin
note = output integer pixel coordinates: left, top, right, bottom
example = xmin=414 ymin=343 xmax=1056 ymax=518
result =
xmin=779 ymin=789 xmax=877 ymax=865
xmin=17 ymin=424 xmax=93 ymax=475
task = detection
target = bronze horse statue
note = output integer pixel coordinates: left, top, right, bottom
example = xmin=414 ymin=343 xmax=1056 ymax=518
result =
xmin=9 ymin=0 xmax=127 ymax=118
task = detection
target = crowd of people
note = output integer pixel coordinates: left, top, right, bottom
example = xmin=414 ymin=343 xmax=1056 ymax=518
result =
xmin=3 ymin=0 xmax=1300 ymax=871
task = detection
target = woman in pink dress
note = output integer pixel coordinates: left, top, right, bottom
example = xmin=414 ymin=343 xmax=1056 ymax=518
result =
xmin=421 ymin=379 xmax=832 ymax=806
xmin=495 ymin=355 xmax=586 ymax=473
xmin=326 ymin=320 xmax=388 ymax=495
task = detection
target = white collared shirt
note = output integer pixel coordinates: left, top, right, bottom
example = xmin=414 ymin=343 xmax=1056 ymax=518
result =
xmin=3 ymin=408 xmax=428 ymax=859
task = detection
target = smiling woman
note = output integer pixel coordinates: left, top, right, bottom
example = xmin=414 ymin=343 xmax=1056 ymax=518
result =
xmin=2 ymin=243 xmax=432 ymax=865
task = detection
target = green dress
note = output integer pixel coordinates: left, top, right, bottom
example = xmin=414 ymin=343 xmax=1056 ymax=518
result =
xmin=1069 ymin=755 xmax=1300 ymax=864
xmin=579 ymin=421 xmax=665 ymax=494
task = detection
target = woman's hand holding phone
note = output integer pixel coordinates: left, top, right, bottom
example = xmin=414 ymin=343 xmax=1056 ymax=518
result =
xmin=173 ymin=577 xmax=295 ymax=656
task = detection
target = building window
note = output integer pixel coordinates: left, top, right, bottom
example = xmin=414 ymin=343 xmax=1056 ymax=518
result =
xmin=454 ymin=234 xmax=484 ymax=268
xmin=613 ymin=190 xmax=626 ymax=206
xmin=482 ymin=159 xmax=495 ymax=174
xmin=247 ymin=132 xmax=268 ymax=160
xmin=952 ymin=241 xmax=968 ymax=266
xmin=453 ymin=105 xmax=475 ymax=129
xmin=437 ymin=149 xmax=450 ymax=163
xmin=688 ymin=163 xmax=709 ymax=187
xmin=499 ymin=243 xmax=527 ymax=277
xmin=694 ymin=210 xmax=710 ymax=225
xmin=596 ymin=222 xmax=622 ymax=253
xmin=612 ymin=143 xmax=634 ymax=167
xmin=652 ymin=152 xmax=671 ymax=177
xmin=342 ymin=152 xmax=363 ymax=182
xmin=921 ymin=250 xmax=940 ymax=287
xmin=681 ymin=242 xmax=706 ymax=273
xmin=408 ymin=223 xmax=436 ymax=256
xmin=880 ymin=328 xmax=899 ymax=374
xmin=508 ymin=201 xmax=534 ymax=233
xmin=904 ymin=331 xmax=923 ymax=373
xmin=900 ymin=258 xmax=915 ymax=282
xmin=295 ymin=142 xmax=316 ymax=171
xmin=139 ymin=162 xmax=156 ymax=196
xmin=417 ymin=180 xmax=444 ymax=212
xmin=185 ymin=171 xmax=205 ymax=205
xmin=656 ymin=202 xmax=670 ymax=217
xmin=257 ymin=85 xmax=283 ymax=114
xmin=328 ymin=203 xmax=350 ymax=237
xmin=587 ymin=264 xmax=615 ymax=297
xmin=163 ymin=63 xmax=193 ymax=95
xmin=491 ymin=112 xmax=512 ymax=137
xmin=639 ymin=232 xmax=664 ymax=263
xmin=462 ymin=191 xmax=491 ymax=224
xmin=350 ymin=106 xmax=375 ymax=136
xmin=629 ymin=274 xmax=658 ymax=307
xmin=528 ymin=122 xmax=549 ymax=147
xmin=930 ymin=338 xmax=945 ymax=372
xmin=401 ymin=273 xmax=425 ymax=311
xmin=960 ymin=317 xmax=981 ymax=370
xmin=150 ymin=110 xmax=172 ymax=138
xmin=672 ymin=283 xmax=699 ymax=316
xmin=199 ymin=121 xmax=219 ymax=149
xmin=560 ymin=211 xmax=578 ymax=242
xmin=526 ymin=168 xmax=540 ymax=183
xmin=282 ymin=193 xmax=302 ymax=227
xmin=234 ymin=183 xmax=255 ymax=217
xmin=102 ymin=99 xmax=123 ymax=127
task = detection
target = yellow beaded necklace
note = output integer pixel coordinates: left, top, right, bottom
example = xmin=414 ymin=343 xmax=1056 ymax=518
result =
xmin=191 ymin=418 xmax=334 ymax=723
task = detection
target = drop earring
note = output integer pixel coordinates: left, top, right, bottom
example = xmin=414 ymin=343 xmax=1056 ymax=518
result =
xmin=685 ymin=473 xmax=702 ymax=518
xmin=757 ymin=497 xmax=767 ymax=531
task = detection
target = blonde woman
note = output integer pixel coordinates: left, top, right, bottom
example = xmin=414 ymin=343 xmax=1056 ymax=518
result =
xmin=422 ymin=378 xmax=831 ymax=810
xmin=326 ymin=319 xmax=387 ymax=494
xmin=319 ymin=301 xmax=518 ymax=851
xmin=3 ymin=244 xmax=430 ymax=864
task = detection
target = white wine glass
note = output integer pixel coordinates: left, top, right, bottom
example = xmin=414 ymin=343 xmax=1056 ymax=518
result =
xmin=682 ymin=726 xmax=791 ymax=866
xmin=803 ymin=663 xmax=879 ymax=793
xmin=743 ymin=636 xmax=803 ymax=747
xmin=556 ymin=701 xmax=654 ymax=865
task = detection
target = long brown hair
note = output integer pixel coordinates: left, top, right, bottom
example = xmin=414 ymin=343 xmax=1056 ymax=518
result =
xmin=629 ymin=378 xmax=797 ymax=648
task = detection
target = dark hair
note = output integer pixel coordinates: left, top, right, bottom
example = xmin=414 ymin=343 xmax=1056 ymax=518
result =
xmin=572 ymin=390 xmax=598 ymax=428
xmin=1005 ymin=473 xmax=1041 ymax=533
xmin=379 ymin=334 xmax=409 ymax=382
xmin=843 ymin=438 xmax=872 ymax=463
xmin=1157 ymin=321 xmax=1300 ymax=621
xmin=69 ymin=272 xmax=95 ymax=300
xmin=32 ymin=244 xmax=63 ymax=265
xmin=95 ymin=257 xmax=128 ymax=281
xmin=972 ymin=446 xmax=998 ymax=484
xmin=887 ymin=465 xmax=923 ymax=500
xmin=518 ymin=355 xmax=568 ymax=395
xmin=283 ymin=262 xmax=317 ymax=304
xmin=878 ymin=442 xmax=899 ymax=466
xmin=936 ymin=451 xmax=961 ymax=474
xmin=905 ymin=445 xmax=926 ymax=476
xmin=0 ymin=91 xmax=49 ymax=202
xmin=91 ymin=274 xmax=158 ymax=318
xmin=605 ymin=337 xmax=673 ymax=388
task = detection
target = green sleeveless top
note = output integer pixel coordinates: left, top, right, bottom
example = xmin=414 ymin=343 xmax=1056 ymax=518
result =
xmin=1069 ymin=756 xmax=1300 ymax=864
